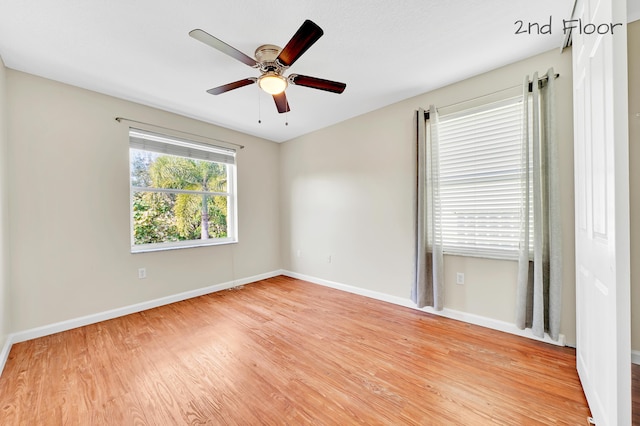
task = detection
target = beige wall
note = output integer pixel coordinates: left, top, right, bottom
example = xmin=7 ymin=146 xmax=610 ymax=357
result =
xmin=6 ymin=70 xmax=281 ymax=332
xmin=0 ymin=56 xmax=8 ymax=348
xmin=629 ymin=20 xmax=640 ymax=352
xmin=280 ymin=48 xmax=577 ymax=344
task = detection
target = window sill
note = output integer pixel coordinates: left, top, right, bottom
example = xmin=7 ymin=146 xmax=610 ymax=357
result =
xmin=131 ymin=238 xmax=237 ymax=254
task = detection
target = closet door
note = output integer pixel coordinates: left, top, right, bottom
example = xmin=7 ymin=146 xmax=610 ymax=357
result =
xmin=572 ymin=0 xmax=631 ymax=424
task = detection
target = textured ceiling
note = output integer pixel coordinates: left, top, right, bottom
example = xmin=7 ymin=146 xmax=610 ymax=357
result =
xmin=1 ymin=1 xmax=635 ymax=143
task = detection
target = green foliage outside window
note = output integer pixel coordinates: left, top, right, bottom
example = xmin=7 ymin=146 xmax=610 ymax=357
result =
xmin=131 ymin=150 xmax=228 ymax=245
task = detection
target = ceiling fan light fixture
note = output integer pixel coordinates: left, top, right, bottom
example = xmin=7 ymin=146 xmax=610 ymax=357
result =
xmin=258 ymin=73 xmax=288 ymax=95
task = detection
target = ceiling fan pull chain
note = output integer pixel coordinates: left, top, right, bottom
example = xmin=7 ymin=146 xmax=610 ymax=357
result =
xmin=257 ymin=88 xmax=262 ymax=124
xmin=285 ymin=110 xmax=289 ymax=126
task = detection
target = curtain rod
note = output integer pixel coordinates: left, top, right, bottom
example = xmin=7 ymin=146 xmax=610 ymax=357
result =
xmin=423 ymin=73 xmax=559 ymax=119
xmin=528 ymin=72 xmax=559 ymax=92
xmin=114 ymin=117 xmax=245 ymax=149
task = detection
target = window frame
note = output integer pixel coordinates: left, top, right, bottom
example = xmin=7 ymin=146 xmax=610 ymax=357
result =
xmin=128 ymin=128 xmax=238 ymax=253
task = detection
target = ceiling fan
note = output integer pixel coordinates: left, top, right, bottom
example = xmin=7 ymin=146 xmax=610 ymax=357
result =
xmin=189 ymin=20 xmax=346 ymax=114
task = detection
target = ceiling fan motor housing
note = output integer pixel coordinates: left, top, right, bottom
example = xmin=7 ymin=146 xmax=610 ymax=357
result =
xmin=255 ymin=44 xmax=288 ymax=75
xmin=255 ymin=44 xmax=281 ymax=62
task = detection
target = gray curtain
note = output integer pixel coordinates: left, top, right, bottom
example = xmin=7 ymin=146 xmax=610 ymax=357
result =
xmin=413 ymin=106 xmax=444 ymax=310
xmin=515 ymin=68 xmax=562 ymax=340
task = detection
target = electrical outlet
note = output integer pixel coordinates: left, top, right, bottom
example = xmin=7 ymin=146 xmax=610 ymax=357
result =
xmin=296 ymin=249 xmax=301 ymax=258
xmin=456 ymin=272 xmax=464 ymax=285
xmin=327 ymin=255 xmax=332 ymax=263
xmin=138 ymin=268 xmax=147 ymax=279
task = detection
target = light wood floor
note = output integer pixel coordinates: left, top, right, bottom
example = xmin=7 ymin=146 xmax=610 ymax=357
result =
xmin=0 ymin=276 xmax=593 ymax=424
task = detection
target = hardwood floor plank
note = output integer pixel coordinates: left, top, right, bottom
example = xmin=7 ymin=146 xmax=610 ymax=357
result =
xmin=633 ymin=364 xmax=640 ymax=425
xmin=0 ymin=276 xmax=596 ymax=424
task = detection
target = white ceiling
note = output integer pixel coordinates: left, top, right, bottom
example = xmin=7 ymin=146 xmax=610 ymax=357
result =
xmin=0 ymin=1 xmax=636 ymax=143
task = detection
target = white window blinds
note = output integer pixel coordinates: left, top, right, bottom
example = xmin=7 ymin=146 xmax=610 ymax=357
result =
xmin=436 ymin=97 xmax=531 ymax=259
xmin=129 ymin=128 xmax=236 ymax=165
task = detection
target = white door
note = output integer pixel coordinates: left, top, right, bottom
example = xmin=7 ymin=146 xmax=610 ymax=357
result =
xmin=572 ymin=0 xmax=631 ymax=424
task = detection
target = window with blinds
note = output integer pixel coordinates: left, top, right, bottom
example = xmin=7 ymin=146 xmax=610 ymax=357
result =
xmin=436 ymin=96 xmax=532 ymax=259
xmin=129 ymin=128 xmax=237 ymax=252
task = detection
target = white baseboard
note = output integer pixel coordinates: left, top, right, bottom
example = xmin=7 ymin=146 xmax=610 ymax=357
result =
xmin=283 ymin=270 xmax=414 ymax=308
xmin=632 ymin=350 xmax=640 ymax=366
xmin=0 ymin=334 xmax=14 ymax=377
xmin=0 ymin=269 xmax=282 ymax=374
xmin=282 ymin=270 xmax=566 ymax=347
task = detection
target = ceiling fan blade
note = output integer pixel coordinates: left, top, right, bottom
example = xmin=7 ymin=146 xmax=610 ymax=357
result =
xmin=207 ymin=78 xmax=256 ymax=95
xmin=189 ymin=29 xmax=258 ymax=67
xmin=272 ymin=92 xmax=291 ymax=113
xmin=276 ymin=20 xmax=324 ymax=67
xmin=289 ymin=74 xmax=346 ymax=94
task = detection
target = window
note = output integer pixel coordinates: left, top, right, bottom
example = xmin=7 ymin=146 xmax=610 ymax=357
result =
xmin=129 ymin=128 xmax=237 ymax=252
xmin=436 ymin=97 xmax=533 ymax=259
